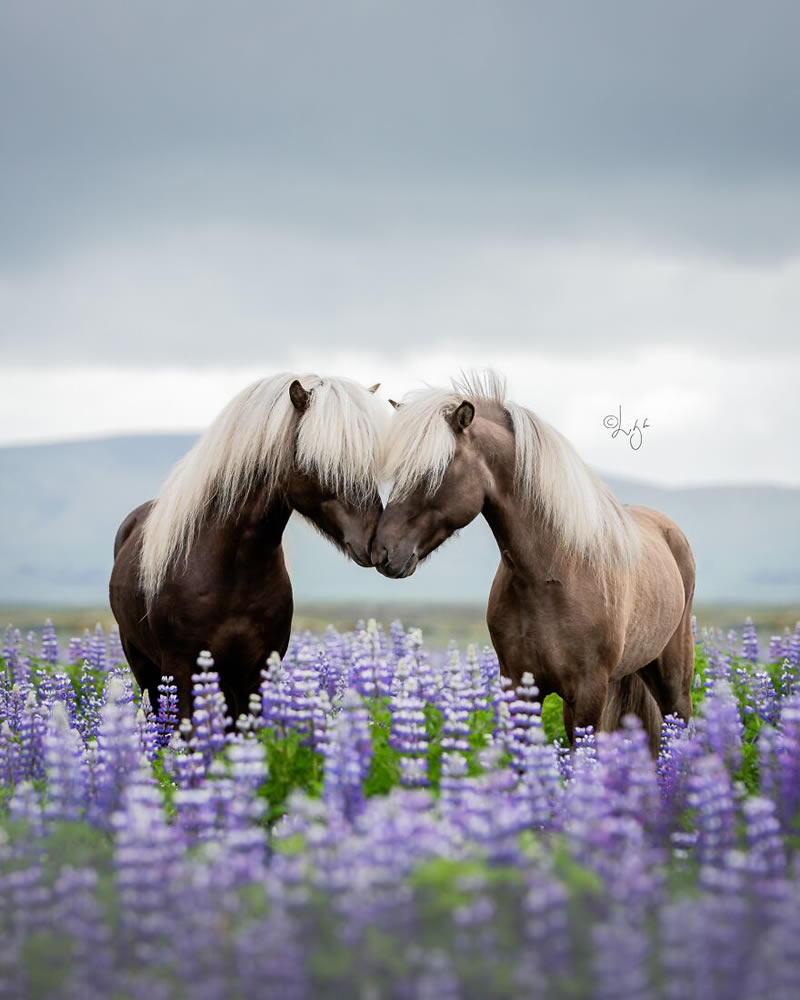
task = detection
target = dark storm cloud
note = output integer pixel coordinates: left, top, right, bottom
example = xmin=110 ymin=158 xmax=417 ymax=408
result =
xmin=1 ymin=0 xmax=799 ymax=364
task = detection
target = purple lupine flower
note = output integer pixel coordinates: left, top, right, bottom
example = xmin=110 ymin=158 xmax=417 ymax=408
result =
xmin=657 ymin=713 xmax=702 ymax=837
xmin=90 ymin=674 xmax=152 ymax=826
xmin=596 ymin=716 xmax=660 ymax=835
xmin=320 ymin=625 xmax=350 ymax=704
xmin=390 ymin=619 xmax=408 ymax=659
xmin=25 ymin=630 xmax=38 ymax=662
xmin=5 ymin=627 xmax=31 ymax=687
xmin=41 ymin=618 xmax=59 ymax=665
xmin=508 ymin=672 xmax=542 ymax=773
xmin=108 ymin=624 xmax=126 ymax=667
xmin=348 ymin=618 xmax=386 ymax=699
xmin=312 ymin=638 xmax=334 ymax=705
xmin=460 ymin=767 xmax=530 ymax=865
xmin=438 ymin=749 xmax=469 ymax=813
xmin=67 ymin=635 xmax=84 ymax=666
xmin=769 ymin=634 xmax=786 ymax=664
xmin=779 ymin=657 xmax=796 ymax=699
xmin=155 ymin=674 xmax=179 ymax=747
xmin=514 ymin=872 xmax=571 ymax=997
xmin=788 ymin=621 xmax=800 ymax=670
xmin=136 ymin=692 xmax=159 ymax=763
xmin=739 ymin=881 xmax=800 ymax=1000
xmin=259 ymin=652 xmax=292 ymax=734
xmin=592 ymin=911 xmax=652 ymax=1000
xmin=687 ymin=752 xmax=737 ymax=867
xmin=515 ymin=728 xmax=563 ymax=830
xmin=695 ymin=680 xmax=743 ymax=775
xmin=438 ymin=651 xmax=472 ymax=761
xmin=43 ymin=701 xmax=89 ymax=822
xmin=0 ymin=720 xmax=16 ymax=789
xmin=390 ymin=658 xmax=429 ymax=788
xmin=163 ymin=717 xmax=208 ymax=790
xmin=53 ymin=671 xmax=77 ymax=726
xmin=706 ymin=643 xmax=732 ymax=690
xmin=323 ymin=688 xmax=373 ymax=821
xmin=190 ymin=657 xmax=231 ymax=766
xmin=7 ymin=779 xmax=46 ymax=838
xmin=51 ymin=866 xmax=113 ymax=1000
xmin=2 ymin=623 xmax=22 ymax=662
xmin=751 ymin=668 xmax=780 ymax=725
xmin=76 ymin=657 xmax=102 ymax=745
xmin=742 ymin=795 xmax=786 ymax=878
xmin=285 ymin=642 xmax=320 ymax=746
xmin=458 ymin=644 xmax=487 ymax=718
xmin=772 ymin=694 xmax=800 ymax=830
xmin=493 ymin=674 xmax=516 ymax=755
xmin=14 ymin=687 xmax=47 ymax=784
xmin=88 ymin=624 xmax=107 ymax=672
xmin=658 ymin=896 xmax=718 ymax=1000
xmin=112 ymin=778 xmax=185 ymax=970
xmin=742 ymin=617 xmax=759 ymax=664
xmin=409 ymin=948 xmax=461 ymax=1000
xmin=34 ymin=665 xmax=56 ymax=713
xmin=311 ymin=688 xmax=331 ymax=756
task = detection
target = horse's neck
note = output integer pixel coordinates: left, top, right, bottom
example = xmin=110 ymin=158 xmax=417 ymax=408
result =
xmin=482 ymin=490 xmax=565 ymax=580
xmin=225 ymin=487 xmax=293 ymax=550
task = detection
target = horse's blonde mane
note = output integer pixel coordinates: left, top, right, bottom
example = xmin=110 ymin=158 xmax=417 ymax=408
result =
xmin=139 ymin=373 xmax=387 ymax=602
xmin=386 ymin=371 xmax=639 ymax=571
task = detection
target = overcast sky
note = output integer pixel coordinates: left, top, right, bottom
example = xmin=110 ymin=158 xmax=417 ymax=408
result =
xmin=1 ymin=1 xmax=799 ymax=487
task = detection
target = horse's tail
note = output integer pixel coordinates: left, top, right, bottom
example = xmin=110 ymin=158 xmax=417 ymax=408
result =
xmin=601 ymin=673 xmax=663 ymax=756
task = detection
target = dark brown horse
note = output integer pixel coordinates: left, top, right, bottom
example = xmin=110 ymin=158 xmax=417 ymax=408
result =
xmin=373 ymin=373 xmax=695 ymax=753
xmin=110 ymin=373 xmax=387 ymax=723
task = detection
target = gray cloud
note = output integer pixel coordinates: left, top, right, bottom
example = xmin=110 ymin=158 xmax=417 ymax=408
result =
xmin=2 ymin=1 xmax=800 ymax=366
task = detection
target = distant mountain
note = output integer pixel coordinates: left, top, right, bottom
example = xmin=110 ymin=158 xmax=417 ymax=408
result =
xmin=1 ymin=435 xmax=798 ymax=607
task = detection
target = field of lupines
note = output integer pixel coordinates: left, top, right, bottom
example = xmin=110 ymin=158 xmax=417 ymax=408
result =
xmin=2 ymin=616 xmax=800 ymax=999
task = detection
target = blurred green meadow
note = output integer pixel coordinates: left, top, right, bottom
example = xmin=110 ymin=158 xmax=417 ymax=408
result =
xmin=2 ymin=601 xmax=798 ymax=653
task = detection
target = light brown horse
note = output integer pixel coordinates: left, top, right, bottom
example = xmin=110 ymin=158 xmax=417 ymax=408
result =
xmin=110 ymin=373 xmax=387 ymax=723
xmin=373 ymin=373 xmax=695 ymax=753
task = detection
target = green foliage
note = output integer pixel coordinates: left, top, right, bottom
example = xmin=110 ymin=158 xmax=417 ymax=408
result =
xmin=691 ymin=647 xmax=709 ymax=714
xmin=363 ymin=698 xmax=401 ymax=797
xmin=541 ymin=693 xmax=568 ymax=744
xmin=257 ymin=728 xmax=324 ymax=824
xmin=424 ymin=703 xmax=444 ymax=789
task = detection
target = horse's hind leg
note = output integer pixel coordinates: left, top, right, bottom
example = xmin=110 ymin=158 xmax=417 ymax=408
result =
xmin=639 ymin=595 xmax=695 ymax=723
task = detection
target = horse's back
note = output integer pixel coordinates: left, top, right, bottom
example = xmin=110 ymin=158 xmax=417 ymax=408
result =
xmin=113 ymin=501 xmax=153 ymax=560
xmin=626 ymin=504 xmax=695 ymax=598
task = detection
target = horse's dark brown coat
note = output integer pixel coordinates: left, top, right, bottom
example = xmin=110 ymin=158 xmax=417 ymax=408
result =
xmin=110 ymin=411 xmax=382 ymax=724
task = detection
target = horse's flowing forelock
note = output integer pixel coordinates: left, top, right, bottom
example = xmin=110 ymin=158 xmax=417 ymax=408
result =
xmin=387 ymin=371 xmax=639 ymax=570
xmin=384 ymin=387 xmax=467 ymax=501
xmin=139 ymin=373 xmax=387 ymax=602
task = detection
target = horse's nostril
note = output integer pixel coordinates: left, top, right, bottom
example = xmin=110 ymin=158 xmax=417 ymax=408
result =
xmin=371 ymin=545 xmax=388 ymax=568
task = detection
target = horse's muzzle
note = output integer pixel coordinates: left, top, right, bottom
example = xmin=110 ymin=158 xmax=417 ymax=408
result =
xmin=372 ymin=546 xmax=418 ymax=579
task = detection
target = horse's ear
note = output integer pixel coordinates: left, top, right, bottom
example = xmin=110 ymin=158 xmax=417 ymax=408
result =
xmin=367 ymin=383 xmax=380 ymax=394
xmin=450 ymin=400 xmax=475 ymax=432
xmin=289 ymin=380 xmax=312 ymax=413
xmin=389 ymin=398 xmax=401 ymax=410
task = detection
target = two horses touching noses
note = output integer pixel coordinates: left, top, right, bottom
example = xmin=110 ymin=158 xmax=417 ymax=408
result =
xmin=110 ymin=371 xmax=695 ymax=754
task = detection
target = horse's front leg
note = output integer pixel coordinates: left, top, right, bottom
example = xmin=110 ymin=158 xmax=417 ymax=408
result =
xmin=562 ymin=671 xmax=608 ymax=744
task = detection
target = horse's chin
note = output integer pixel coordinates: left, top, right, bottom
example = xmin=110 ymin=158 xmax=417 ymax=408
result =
xmin=344 ymin=542 xmax=373 ymax=568
xmin=376 ymin=551 xmax=418 ymax=579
